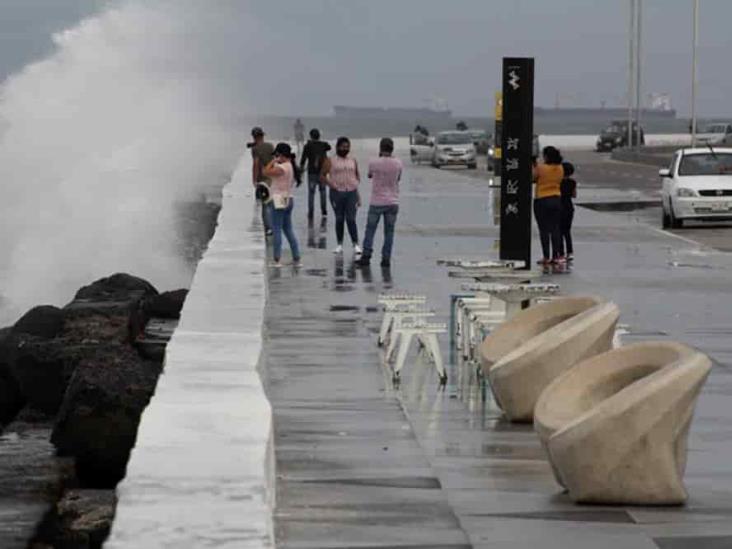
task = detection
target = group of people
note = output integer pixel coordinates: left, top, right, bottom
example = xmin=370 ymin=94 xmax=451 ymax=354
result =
xmin=250 ymin=126 xmax=403 ymax=268
xmin=532 ymin=145 xmax=577 ymax=267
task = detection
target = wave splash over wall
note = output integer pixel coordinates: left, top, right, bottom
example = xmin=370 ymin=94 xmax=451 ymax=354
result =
xmin=0 ymin=0 xmax=252 ymax=324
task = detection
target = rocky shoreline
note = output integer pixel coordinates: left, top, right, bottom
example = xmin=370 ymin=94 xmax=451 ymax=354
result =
xmin=0 ymin=197 xmax=221 ymax=549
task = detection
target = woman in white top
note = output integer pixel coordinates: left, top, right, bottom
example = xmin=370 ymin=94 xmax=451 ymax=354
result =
xmin=321 ymin=136 xmax=362 ymax=255
xmin=263 ymin=142 xmax=301 ymax=267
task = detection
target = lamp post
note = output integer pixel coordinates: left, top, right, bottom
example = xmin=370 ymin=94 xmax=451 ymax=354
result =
xmin=635 ymin=0 xmax=643 ymax=152
xmin=628 ymin=0 xmax=635 ymax=149
xmin=691 ymin=0 xmax=699 ymax=147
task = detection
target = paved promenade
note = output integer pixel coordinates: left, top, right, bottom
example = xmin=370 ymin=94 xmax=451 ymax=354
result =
xmin=262 ymin=142 xmax=732 ymax=549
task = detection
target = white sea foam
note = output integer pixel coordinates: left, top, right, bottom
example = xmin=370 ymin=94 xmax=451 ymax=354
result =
xmin=0 ymin=1 xmax=252 ymax=323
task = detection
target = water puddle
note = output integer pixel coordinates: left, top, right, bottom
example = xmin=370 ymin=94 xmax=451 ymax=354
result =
xmin=578 ymin=200 xmax=660 ymax=212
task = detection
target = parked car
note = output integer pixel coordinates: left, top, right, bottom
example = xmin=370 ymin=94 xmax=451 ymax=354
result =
xmin=699 ymin=122 xmax=732 ymax=145
xmin=596 ymin=120 xmax=644 ymax=152
xmin=660 ymin=147 xmax=732 ymax=228
xmin=466 ymin=129 xmax=490 ymax=155
xmin=432 ymin=131 xmax=477 ymax=169
xmin=409 ymin=133 xmax=434 ymax=164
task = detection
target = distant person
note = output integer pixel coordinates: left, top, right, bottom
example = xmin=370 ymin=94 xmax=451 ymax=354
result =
xmin=356 ymin=138 xmax=402 ymax=268
xmin=532 ymin=146 xmax=564 ymax=267
xmin=262 ymin=142 xmax=301 ymax=267
xmin=560 ymin=161 xmax=577 ymax=261
xmin=299 ymin=128 xmax=331 ymax=221
xmin=321 ymin=137 xmax=362 ymax=256
xmin=250 ymin=127 xmax=274 ymax=236
xmin=294 ymin=118 xmax=305 ymax=152
xmin=456 ymin=120 xmax=468 ymax=131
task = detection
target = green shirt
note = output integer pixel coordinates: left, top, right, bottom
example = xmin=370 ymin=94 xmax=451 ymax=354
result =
xmin=252 ymin=141 xmax=274 ymax=184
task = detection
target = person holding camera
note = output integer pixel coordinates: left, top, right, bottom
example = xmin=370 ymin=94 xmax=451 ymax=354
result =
xmin=262 ymin=142 xmax=301 ymax=267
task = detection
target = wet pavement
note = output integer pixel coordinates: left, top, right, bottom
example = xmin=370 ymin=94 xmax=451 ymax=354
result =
xmin=262 ymin=141 xmax=732 ymax=548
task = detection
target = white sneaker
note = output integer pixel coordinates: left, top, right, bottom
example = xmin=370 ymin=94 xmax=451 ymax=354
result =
xmin=333 ymin=244 xmax=343 ymax=254
xmin=354 ymin=244 xmax=363 ymax=256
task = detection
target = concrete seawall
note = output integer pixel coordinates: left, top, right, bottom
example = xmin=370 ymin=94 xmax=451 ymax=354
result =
xmin=105 ymin=154 xmax=273 ymax=548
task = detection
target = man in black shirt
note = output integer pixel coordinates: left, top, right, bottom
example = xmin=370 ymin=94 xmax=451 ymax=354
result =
xmin=299 ymin=128 xmax=331 ymax=221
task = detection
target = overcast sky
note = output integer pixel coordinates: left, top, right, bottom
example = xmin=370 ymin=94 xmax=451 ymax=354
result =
xmin=1 ymin=0 xmax=730 ymax=117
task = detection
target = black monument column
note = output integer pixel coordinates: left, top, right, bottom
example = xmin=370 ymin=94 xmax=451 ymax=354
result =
xmin=499 ymin=57 xmax=534 ymax=269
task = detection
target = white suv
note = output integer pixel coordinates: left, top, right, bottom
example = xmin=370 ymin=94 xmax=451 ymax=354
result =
xmin=660 ymin=147 xmax=732 ymax=228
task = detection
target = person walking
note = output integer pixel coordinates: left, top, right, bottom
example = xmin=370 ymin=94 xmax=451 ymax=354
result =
xmin=299 ymin=128 xmax=331 ymax=222
xmin=250 ymin=127 xmax=274 ymax=236
xmin=262 ymin=142 xmax=301 ymax=267
xmin=321 ymin=137 xmax=362 ymax=256
xmin=356 ymin=138 xmax=402 ymax=268
xmin=559 ymin=161 xmax=577 ymax=261
xmin=532 ymin=146 xmax=564 ymax=267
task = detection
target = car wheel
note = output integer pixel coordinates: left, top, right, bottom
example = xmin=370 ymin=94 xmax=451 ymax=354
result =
xmin=669 ymin=204 xmax=683 ymax=229
xmin=662 ymin=205 xmax=671 ymax=229
xmin=468 ymin=163 xmax=477 ymax=170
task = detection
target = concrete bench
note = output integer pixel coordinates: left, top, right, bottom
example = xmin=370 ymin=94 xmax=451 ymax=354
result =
xmin=534 ymin=341 xmax=712 ymax=505
xmin=479 ymin=296 xmax=620 ymax=422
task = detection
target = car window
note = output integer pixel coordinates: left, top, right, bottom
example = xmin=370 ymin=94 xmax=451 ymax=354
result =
xmin=669 ymin=152 xmax=679 ymax=174
xmin=678 ymin=153 xmax=732 ymax=176
xmin=436 ymin=133 xmax=472 ymax=145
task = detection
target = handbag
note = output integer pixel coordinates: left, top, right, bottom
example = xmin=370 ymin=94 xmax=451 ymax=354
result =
xmin=272 ymin=192 xmax=291 ymax=210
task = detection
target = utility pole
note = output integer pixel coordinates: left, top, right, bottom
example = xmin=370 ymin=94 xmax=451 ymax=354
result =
xmin=635 ymin=0 xmax=643 ymax=151
xmin=691 ymin=0 xmax=699 ymax=147
xmin=628 ymin=0 xmax=635 ymax=148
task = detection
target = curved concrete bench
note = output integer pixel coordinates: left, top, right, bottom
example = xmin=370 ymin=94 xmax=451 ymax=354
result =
xmin=534 ymin=341 xmax=712 ymax=505
xmin=479 ymin=296 xmax=619 ymax=422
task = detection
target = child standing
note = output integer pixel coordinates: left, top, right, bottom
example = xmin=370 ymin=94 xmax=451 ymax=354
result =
xmin=560 ymin=161 xmax=577 ymax=261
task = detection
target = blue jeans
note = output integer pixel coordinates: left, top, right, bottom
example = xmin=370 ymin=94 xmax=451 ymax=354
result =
xmin=362 ymin=204 xmax=399 ymax=260
xmin=307 ymin=173 xmax=327 ymax=218
xmin=269 ymin=199 xmax=300 ymax=261
xmin=329 ymin=189 xmax=359 ymax=245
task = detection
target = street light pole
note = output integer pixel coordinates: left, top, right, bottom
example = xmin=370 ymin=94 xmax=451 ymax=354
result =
xmin=628 ymin=0 xmax=635 ymax=148
xmin=635 ymin=0 xmax=643 ymax=151
xmin=691 ymin=0 xmax=699 ymax=147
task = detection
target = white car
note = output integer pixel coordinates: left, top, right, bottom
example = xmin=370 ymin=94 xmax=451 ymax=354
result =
xmin=431 ymin=131 xmax=477 ymax=169
xmin=660 ymin=147 xmax=732 ymax=228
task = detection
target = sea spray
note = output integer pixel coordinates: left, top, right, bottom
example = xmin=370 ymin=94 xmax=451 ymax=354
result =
xmin=0 ymin=0 xmax=254 ymax=324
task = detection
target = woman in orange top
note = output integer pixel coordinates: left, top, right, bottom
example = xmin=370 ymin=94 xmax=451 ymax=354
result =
xmin=532 ymin=146 xmax=564 ymax=266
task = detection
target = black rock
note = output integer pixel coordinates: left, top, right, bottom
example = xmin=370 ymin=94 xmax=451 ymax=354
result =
xmin=7 ymin=336 xmax=100 ymax=417
xmin=73 ymin=273 xmax=158 ymax=302
xmin=142 ymin=289 xmax=188 ymax=320
xmin=55 ymin=489 xmax=117 ymax=548
xmin=0 ymin=327 xmax=25 ymax=426
xmin=12 ymin=305 xmax=64 ymax=339
xmin=51 ymin=346 xmax=162 ymax=487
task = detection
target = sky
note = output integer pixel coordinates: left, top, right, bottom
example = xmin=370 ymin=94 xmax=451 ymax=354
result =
xmin=0 ymin=0 xmax=730 ymax=118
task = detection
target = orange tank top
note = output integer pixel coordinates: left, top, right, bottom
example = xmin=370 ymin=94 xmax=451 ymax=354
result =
xmin=534 ymin=164 xmax=563 ymax=199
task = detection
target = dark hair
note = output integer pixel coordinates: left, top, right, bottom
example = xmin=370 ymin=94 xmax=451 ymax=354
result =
xmin=379 ymin=137 xmax=394 ymax=154
xmin=336 ymin=136 xmax=350 ymax=149
xmin=562 ymin=161 xmax=575 ymax=177
xmin=273 ymin=142 xmax=302 ymax=186
xmin=542 ymin=146 xmax=563 ymax=165
xmin=251 ymin=126 xmax=264 ymax=138
xmin=273 ymin=142 xmax=292 ymax=157
xmin=310 ymin=128 xmax=320 ymax=140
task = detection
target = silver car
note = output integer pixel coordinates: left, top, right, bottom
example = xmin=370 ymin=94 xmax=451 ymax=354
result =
xmin=432 ymin=131 xmax=477 ymax=169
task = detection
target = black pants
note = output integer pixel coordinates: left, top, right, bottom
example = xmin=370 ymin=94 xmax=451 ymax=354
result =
xmin=329 ymin=189 xmax=359 ymax=245
xmin=307 ymin=172 xmax=327 ymax=219
xmin=533 ymin=196 xmax=562 ymax=260
xmin=560 ymin=205 xmax=574 ymax=256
